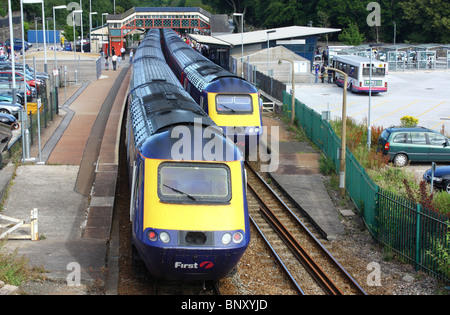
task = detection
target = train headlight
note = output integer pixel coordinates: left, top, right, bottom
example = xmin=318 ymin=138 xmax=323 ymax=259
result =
xmin=249 ymin=127 xmax=254 ymax=134
xmin=147 ymin=230 xmax=158 ymax=242
xmin=222 ymin=233 xmax=232 ymax=245
xmin=233 ymin=232 xmax=244 ymax=243
xmin=160 ymin=232 xmax=171 ymax=243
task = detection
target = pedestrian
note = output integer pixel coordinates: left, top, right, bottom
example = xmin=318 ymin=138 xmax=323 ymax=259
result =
xmin=320 ymin=64 xmax=325 ymax=83
xmin=129 ymin=49 xmax=133 ymax=63
xmin=314 ymin=64 xmax=319 ymax=83
xmin=105 ymin=54 xmax=109 ymax=70
xmin=112 ymin=54 xmax=117 ymax=70
xmin=120 ymin=46 xmax=125 ymax=58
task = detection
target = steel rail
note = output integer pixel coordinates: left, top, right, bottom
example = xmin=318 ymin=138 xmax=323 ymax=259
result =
xmin=245 ymin=162 xmax=367 ymax=295
xmin=248 ymin=214 xmax=305 ymax=295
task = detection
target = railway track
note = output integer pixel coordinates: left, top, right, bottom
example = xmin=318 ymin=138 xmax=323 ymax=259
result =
xmin=245 ymin=161 xmax=367 ymax=295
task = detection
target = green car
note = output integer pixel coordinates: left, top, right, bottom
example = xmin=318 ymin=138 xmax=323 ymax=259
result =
xmin=378 ymin=127 xmax=450 ymax=166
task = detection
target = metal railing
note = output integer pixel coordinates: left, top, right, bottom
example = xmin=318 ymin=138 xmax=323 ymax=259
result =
xmin=282 ymin=91 xmax=449 ymax=284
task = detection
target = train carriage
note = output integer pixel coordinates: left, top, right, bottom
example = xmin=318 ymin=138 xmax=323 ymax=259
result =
xmin=161 ymin=28 xmax=263 ymax=152
xmin=126 ymin=29 xmax=250 ymax=281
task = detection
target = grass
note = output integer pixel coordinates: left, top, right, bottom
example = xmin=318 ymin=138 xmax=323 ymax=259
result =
xmin=0 ymin=240 xmax=41 ymax=286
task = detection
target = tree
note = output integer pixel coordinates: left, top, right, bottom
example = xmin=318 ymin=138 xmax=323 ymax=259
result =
xmin=400 ymin=0 xmax=450 ymax=43
xmin=338 ymin=22 xmax=365 ymax=45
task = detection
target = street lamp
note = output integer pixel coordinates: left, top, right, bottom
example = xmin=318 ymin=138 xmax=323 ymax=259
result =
xmin=80 ymin=0 xmax=84 ymax=53
xmin=73 ymin=9 xmax=83 ymax=83
xmin=89 ymin=12 xmax=97 ymax=53
xmin=267 ymin=30 xmax=276 ymax=77
xmin=23 ymin=0 xmax=47 ymax=72
xmin=34 ymin=16 xmax=41 ymax=49
xmin=233 ymin=13 xmax=244 ymax=78
xmin=278 ymin=59 xmax=295 ymax=123
xmin=102 ymin=13 xmax=108 ymax=55
xmin=53 ymin=5 xmax=67 ymax=70
xmin=326 ymin=66 xmax=348 ymax=197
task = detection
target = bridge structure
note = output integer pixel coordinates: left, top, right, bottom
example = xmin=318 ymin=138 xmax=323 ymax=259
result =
xmin=101 ymin=7 xmax=215 ymax=55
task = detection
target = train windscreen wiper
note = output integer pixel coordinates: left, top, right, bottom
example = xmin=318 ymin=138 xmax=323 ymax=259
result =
xmin=218 ymin=104 xmax=236 ymax=112
xmin=163 ymin=184 xmax=196 ymax=201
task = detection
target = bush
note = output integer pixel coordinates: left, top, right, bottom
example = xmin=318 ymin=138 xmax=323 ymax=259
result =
xmin=319 ymin=155 xmax=336 ymax=175
xmin=400 ymin=115 xmax=419 ymax=128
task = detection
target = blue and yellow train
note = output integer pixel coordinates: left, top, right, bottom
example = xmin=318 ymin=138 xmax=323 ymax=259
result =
xmin=161 ymin=28 xmax=263 ymax=152
xmin=126 ymin=29 xmax=250 ymax=281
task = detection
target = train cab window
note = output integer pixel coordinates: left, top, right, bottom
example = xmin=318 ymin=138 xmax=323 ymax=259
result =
xmin=216 ymin=95 xmax=252 ymax=114
xmin=158 ymin=162 xmax=231 ymax=204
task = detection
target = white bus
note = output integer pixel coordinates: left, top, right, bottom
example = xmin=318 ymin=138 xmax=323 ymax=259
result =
xmin=332 ymin=55 xmax=388 ymax=93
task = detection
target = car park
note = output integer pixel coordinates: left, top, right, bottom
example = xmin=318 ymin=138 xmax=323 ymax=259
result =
xmin=423 ymin=165 xmax=450 ymax=194
xmin=378 ymin=126 xmax=450 ymax=166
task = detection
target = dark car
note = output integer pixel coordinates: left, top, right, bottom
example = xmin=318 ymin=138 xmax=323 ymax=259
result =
xmin=423 ymin=166 xmax=450 ymax=194
xmin=378 ymin=126 xmax=450 ymax=166
xmin=0 ymin=112 xmax=19 ymax=129
xmin=5 ymin=38 xmax=30 ymax=51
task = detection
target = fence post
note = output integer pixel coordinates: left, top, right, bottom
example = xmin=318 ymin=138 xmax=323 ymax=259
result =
xmin=415 ymin=204 xmax=422 ymax=271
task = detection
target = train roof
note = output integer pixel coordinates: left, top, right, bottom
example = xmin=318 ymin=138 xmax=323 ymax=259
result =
xmin=129 ymin=82 xmax=218 ymax=148
xmin=163 ymin=29 xmax=242 ymax=91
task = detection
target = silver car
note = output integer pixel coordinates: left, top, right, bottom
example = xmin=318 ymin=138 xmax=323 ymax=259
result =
xmin=0 ymin=101 xmax=23 ymax=117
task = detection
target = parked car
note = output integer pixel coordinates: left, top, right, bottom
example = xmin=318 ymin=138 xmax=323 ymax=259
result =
xmin=0 ymin=101 xmax=23 ymax=117
xmin=423 ymin=166 xmax=450 ymax=194
xmin=0 ymin=80 xmax=34 ymax=104
xmin=0 ymin=61 xmax=49 ymax=78
xmin=0 ymin=71 xmax=45 ymax=93
xmin=0 ymin=91 xmax=13 ymax=102
xmin=5 ymin=38 xmax=30 ymax=52
xmin=0 ymin=112 xmax=19 ymax=130
xmin=378 ymin=126 xmax=450 ymax=166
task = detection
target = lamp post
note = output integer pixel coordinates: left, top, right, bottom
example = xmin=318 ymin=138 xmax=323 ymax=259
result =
xmin=34 ymin=16 xmax=41 ymax=49
xmin=233 ymin=13 xmax=244 ymax=78
xmin=23 ymin=0 xmax=47 ymax=72
xmin=80 ymin=0 xmax=84 ymax=53
xmin=278 ymin=59 xmax=295 ymax=123
xmin=53 ymin=5 xmax=67 ymax=70
xmin=102 ymin=13 xmax=108 ymax=55
xmin=267 ymin=30 xmax=276 ymax=77
xmin=89 ymin=12 xmax=97 ymax=53
xmin=73 ymin=9 xmax=83 ymax=83
xmin=326 ymin=66 xmax=348 ymax=197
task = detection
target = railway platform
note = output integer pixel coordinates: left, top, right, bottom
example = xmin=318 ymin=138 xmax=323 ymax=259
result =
xmin=260 ymin=115 xmax=345 ymax=240
xmin=0 ymin=64 xmax=130 ymax=294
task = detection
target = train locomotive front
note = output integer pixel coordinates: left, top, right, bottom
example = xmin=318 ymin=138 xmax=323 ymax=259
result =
xmin=126 ymin=30 xmax=250 ymax=281
xmin=161 ymin=28 xmax=263 ymax=153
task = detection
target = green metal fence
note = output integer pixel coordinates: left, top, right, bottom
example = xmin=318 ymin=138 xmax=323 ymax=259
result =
xmin=282 ymin=91 xmax=449 ymax=284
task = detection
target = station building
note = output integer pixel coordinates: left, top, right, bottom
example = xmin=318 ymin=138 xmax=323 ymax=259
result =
xmin=91 ymin=7 xmax=340 ymax=72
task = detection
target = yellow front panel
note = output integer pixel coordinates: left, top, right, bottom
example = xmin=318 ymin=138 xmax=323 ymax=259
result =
xmin=143 ymin=159 xmax=246 ymax=232
xmin=207 ymin=93 xmax=261 ymax=127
